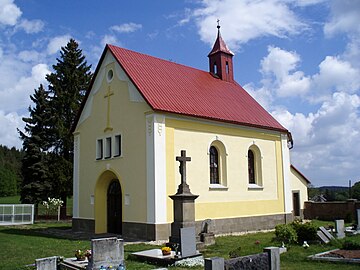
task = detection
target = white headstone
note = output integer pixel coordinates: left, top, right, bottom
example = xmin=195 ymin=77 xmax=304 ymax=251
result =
xmin=89 ymin=237 xmax=124 ymax=270
xmin=36 ymin=256 xmax=58 ymax=270
xmin=335 ymin=219 xmax=345 ymax=239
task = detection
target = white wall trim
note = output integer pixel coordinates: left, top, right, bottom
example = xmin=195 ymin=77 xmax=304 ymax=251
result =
xmin=73 ymin=134 xmax=80 ymax=218
xmin=281 ymin=134 xmax=292 ymax=213
xmin=146 ymin=113 xmax=167 ymax=224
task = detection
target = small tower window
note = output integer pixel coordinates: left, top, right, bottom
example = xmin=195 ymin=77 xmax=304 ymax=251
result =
xmin=105 ymin=137 xmax=112 ymax=158
xmin=214 ymin=63 xmax=218 ymax=75
xmin=226 ymin=61 xmax=229 ymax=74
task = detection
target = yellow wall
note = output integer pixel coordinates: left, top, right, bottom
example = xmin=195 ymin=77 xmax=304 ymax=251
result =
xmin=290 ymin=167 xmax=309 ymax=209
xmin=74 ymin=52 xmax=152 ymax=233
xmin=165 ymin=117 xmax=286 ymax=222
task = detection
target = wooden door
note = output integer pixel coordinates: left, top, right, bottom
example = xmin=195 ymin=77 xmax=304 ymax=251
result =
xmin=107 ymin=180 xmax=122 ymax=234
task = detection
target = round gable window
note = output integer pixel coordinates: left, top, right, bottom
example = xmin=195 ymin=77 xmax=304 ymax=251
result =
xmin=107 ymin=69 xmax=114 ymax=82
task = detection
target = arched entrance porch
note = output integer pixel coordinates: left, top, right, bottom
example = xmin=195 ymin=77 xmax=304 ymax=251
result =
xmin=94 ymin=170 xmax=123 ymax=234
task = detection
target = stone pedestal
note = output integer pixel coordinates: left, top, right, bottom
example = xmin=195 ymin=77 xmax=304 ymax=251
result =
xmin=169 ymin=189 xmax=198 ymax=244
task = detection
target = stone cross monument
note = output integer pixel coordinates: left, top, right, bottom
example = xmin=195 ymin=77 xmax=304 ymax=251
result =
xmin=169 ymin=150 xmax=199 ymax=244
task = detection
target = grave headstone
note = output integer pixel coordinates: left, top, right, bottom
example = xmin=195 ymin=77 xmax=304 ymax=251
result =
xmin=180 ymin=227 xmax=197 ymax=257
xmin=335 ymin=219 xmax=345 ymax=239
xmin=204 ymin=257 xmax=224 ymax=270
xmin=319 ymin=226 xmax=334 ymax=240
xmin=317 ymin=231 xmax=330 ymax=244
xmin=36 ymin=256 xmax=58 ymax=270
xmin=88 ymin=237 xmax=124 ymax=270
xmin=200 ymin=219 xmax=215 ymax=246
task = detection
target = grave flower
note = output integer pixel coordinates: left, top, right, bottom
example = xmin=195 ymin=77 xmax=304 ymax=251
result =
xmin=75 ymin=249 xmax=86 ymax=261
xmin=161 ymin=246 xmax=171 ymax=256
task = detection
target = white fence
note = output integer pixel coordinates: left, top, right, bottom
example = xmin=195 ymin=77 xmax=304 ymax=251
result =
xmin=0 ymin=204 xmax=34 ymax=225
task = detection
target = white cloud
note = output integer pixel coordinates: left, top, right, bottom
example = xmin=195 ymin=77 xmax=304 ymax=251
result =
xmin=17 ymin=18 xmax=44 ymax=34
xmin=0 ymin=57 xmax=49 ymax=113
xmin=191 ymin=0 xmax=307 ymax=50
xmin=260 ymin=46 xmax=310 ymax=97
xmin=0 ymin=111 xmax=24 ymax=149
xmin=272 ymin=92 xmax=360 ymax=183
xmin=324 ymin=0 xmax=360 ymax=37
xmin=101 ymin=34 xmax=118 ymax=47
xmin=311 ymin=56 xmax=360 ymax=102
xmin=18 ymin=50 xmax=41 ymax=62
xmin=47 ymin=35 xmax=71 ymax=55
xmin=0 ymin=0 xmax=22 ymax=26
xmin=110 ymin=22 xmax=142 ymax=33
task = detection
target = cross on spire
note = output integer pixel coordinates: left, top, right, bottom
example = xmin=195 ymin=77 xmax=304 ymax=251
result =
xmin=217 ymin=19 xmax=220 ymax=29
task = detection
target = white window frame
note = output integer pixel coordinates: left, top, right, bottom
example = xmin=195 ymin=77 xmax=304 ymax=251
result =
xmin=96 ymin=139 xmax=103 ymax=160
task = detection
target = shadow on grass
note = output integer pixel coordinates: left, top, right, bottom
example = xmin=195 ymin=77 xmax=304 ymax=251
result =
xmin=0 ymin=226 xmax=78 ymax=240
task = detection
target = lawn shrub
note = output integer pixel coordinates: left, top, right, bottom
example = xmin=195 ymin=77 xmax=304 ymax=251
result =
xmin=275 ymin=224 xmax=297 ymax=244
xmin=291 ymin=220 xmax=318 ymax=243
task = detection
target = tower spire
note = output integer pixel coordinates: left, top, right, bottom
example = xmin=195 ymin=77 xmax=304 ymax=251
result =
xmin=208 ymin=21 xmax=234 ymax=82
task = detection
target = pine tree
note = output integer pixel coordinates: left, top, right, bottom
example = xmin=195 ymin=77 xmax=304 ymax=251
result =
xmin=46 ymin=39 xmax=92 ymax=217
xmin=18 ymin=84 xmax=54 ymax=205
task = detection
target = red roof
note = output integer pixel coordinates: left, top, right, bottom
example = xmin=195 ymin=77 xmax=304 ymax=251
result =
xmin=73 ymin=44 xmax=287 ymax=133
xmin=208 ymin=27 xmax=234 ymax=56
xmin=108 ymin=45 xmax=286 ymax=132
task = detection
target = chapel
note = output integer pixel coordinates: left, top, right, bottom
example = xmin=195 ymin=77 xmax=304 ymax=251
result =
xmin=72 ymin=25 xmax=310 ymax=240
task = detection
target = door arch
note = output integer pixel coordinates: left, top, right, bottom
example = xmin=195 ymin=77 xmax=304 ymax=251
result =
xmin=107 ymin=180 xmax=122 ymax=234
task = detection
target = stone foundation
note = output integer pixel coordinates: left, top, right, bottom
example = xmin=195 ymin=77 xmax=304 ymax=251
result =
xmin=72 ymin=218 xmax=95 ymax=233
xmin=73 ymin=213 xmax=289 ymax=240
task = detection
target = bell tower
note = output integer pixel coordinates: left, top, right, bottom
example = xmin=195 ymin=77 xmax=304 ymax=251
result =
xmin=208 ymin=21 xmax=234 ymax=83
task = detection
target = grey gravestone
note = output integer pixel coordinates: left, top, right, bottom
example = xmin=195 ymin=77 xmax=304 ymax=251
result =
xmin=357 ymin=209 xmax=360 ymax=231
xmin=317 ymin=230 xmax=330 ymax=244
xmin=335 ymin=219 xmax=345 ymax=239
xmin=180 ymin=227 xmax=197 ymax=257
xmin=319 ymin=226 xmax=334 ymax=240
xmin=36 ymin=256 xmax=58 ymax=270
xmin=89 ymin=237 xmax=124 ymax=270
xmin=264 ymin=247 xmax=280 ymax=270
xmin=204 ymin=257 xmax=224 ymax=270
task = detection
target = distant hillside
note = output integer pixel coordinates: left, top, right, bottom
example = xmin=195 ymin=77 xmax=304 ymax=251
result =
xmin=309 ymin=185 xmax=351 ymax=201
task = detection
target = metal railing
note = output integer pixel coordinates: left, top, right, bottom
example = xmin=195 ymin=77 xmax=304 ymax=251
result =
xmin=0 ymin=204 xmax=34 ymax=225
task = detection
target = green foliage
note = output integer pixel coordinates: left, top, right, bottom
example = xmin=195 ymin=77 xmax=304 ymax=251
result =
xmin=0 ymin=145 xmax=23 ymax=195
xmin=0 ymin=166 xmax=18 ymax=196
xmin=342 ymin=240 xmax=360 ymax=250
xmin=352 ymin=181 xmax=360 ymax=200
xmin=19 ymin=40 xmax=92 ymax=213
xmin=228 ymin=246 xmax=242 ymax=258
xmin=275 ymin=224 xmax=298 ymax=244
xmin=291 ymin=220 xmax=318 ymax=243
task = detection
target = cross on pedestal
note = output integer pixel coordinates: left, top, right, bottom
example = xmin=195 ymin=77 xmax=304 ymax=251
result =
xmin=174 ymin=150 xmax=194 ymax=195
xmin=176 ymin=150 xmax=191 ymax=186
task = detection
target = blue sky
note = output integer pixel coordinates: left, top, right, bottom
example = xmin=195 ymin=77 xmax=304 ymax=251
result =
xmin=0 ymin=0 xmax=359 ymax=187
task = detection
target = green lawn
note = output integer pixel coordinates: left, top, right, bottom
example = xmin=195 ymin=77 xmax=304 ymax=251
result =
xmin=0 ymin=221 xmax=359 ymax=270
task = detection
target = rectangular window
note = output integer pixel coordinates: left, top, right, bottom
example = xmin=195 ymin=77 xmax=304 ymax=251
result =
xmin=114 ymin=134 xmax=121 ymax=157
xmin=226 ymin=61 xmax=229 ymax=74
xmin=96 ymin=139 xmax=103 ymax=160
xmin=105 ymin=137 xmax=112 ymax=159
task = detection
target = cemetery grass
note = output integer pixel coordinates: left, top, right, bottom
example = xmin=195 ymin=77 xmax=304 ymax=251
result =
xmin=1 ymin=221 xmax=360 ymax=270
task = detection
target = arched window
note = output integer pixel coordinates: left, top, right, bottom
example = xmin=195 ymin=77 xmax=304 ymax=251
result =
xmin=248 ymin=149 xmax=255 ymax=184
xmin=210 ymin=146 xmax=219 ymax=184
